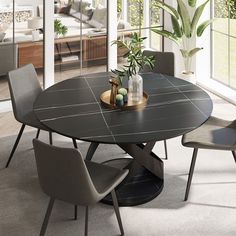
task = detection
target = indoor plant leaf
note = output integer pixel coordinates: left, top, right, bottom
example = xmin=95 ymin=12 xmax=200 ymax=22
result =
xmin=180 ymin=49 xmax=189 ymax=58
xmin=156 ymin=1 xmax=180 ymax=19
xmin=188 ymin=47 xmax=203 ymax=57
xmin=197 ymin=19 xmax=214 ymax=36
xmin=191 ymin=0 xmax=210 ymax=35
xmin=151 ymin=28 xmax=180 ymax=44
xmin=171 ymin=16 xmax=183 ymax=38
xmin=177 ymin=0 xmax=191 ymax=38
xmin=188 ymin=0 xmax=197 ymax=7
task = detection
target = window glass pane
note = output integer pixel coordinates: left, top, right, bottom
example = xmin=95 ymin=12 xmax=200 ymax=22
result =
xmin=0 ymin=0 xmax=14 ymax=100
xmin=54 ymin=0 xmax=107 ymax=84
xmin=229 ymin=37 xmax=236 ymax=88
xmin=213 ymin=0 xmax=229 ymax=34
xmin=150 ymin=0 xmax=161 ymax=50
xmin=212 ymin=31 xmax=229 ymax=84
xmin=0 ymin=0 xmax=44 ymax=100
xmin=16 ymin=0 xmax=44 ymax=86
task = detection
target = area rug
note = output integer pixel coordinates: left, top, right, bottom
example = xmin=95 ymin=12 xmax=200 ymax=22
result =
xmin=0 ymin=131 xmax=235 ymax=236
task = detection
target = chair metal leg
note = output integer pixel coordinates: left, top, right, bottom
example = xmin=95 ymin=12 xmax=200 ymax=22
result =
xmin=232 ymin=151 xmax=236 ymax=163
xmin=85 ymin=206 xmax=89 ymax=236
xmin=85 ymin=142 xmax=99 ymax=161
xmin=164 ymin=140 xmax=168 ymax=160
xmin=49 ymin=132 xmax=53 ymax=145
xmin=40 ymin=198 xmax=55 ymax=236
xmin=72 ymin=138 xmax=78 ymax=149
xmin=74 ymin=205 xmax=78 ymax=220
xmin=111 ymin=190 xmax=124 ymax=236
xmin=184 ymin=148 xmax=198 ymax=201
xmin=5 ymin=124 xmax=26 ymax=168
xmin=36 ymin=129 xmax=40 ymax=139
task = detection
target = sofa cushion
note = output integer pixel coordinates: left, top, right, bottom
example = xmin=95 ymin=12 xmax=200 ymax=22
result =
xmin=70 ymin=0 xmax=91 ymax=14
xmin=69 ymin=0 xmax=93 ymax=22
xmin=87 ymin=5 xmax=106 ymax=28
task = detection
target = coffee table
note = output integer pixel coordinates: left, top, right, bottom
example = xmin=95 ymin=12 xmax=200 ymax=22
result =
xmin=34 ymin=72 xmax=213 ymax=206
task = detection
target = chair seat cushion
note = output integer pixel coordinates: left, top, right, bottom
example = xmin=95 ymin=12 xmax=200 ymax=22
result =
xmin=85 ymin=160 xmax=128 ymax=196
xmin=182 ymin=116 xmax=236 ymax=150
xmin=23 ymin=110 xmax=50 ymax=131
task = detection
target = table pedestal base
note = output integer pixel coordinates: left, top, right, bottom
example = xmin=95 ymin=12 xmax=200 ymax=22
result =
xmin=101 ymin=158 xmax=164 ymax=206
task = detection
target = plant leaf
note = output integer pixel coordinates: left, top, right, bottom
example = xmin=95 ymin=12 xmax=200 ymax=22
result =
xmin=188 ymin=47 xmax=203 ymax=57
xmin=191 ymin=0 xmax=210 ymax=35
xmin=197 ymin=19 xmax=214 ymax=36
xmin=188 ymin=0 xmax=197 ymax=7
xmin=180 ymin=49 xmax=189 ymax=58
xmin=152 ymin=28 xmax=180 ymax=44
xmin=171 ymin=16 xmax=183 ymax=38
xmin=177 ymin=0 xmax=191 ymax=38
xmin=156 ymin=1 xmax=180 ymax=19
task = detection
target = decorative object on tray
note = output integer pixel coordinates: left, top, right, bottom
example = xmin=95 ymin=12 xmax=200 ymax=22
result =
xmin=100 ymin=89 xmax=148 ymax=111
xmin=152 ymin=0 xmax=213 ymax=84
xmin=118 ymin=88 xmax=128 ymax=103
xmin=109 ymin=78 xmax=119 ymax=105
xmin=111 ymin=32 xmax=155 ymax=102
xmin=54 ymin=19 xmax=68 ymax=38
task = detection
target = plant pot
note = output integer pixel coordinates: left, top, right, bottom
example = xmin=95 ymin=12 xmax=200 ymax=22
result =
xmin=128 ymin=74 xmax=143 ymax=102
xmin=179 ymin=71 xmax=196 ymax=84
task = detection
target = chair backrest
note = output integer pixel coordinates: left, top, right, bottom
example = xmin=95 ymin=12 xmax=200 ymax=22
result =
xmin=141 ymin=50 xmax=175 ymax=76
xmin=8 ymin=64 xmax=42 ymax=123
xmin=33 ymin=139 xmax=100 ymax=206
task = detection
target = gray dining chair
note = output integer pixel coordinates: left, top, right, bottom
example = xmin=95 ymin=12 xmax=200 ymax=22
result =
xmin=33 ymin=139 xmax=129 ymax=236
xmin=141 ymin=50 xmax=175 ymax=160
xmin=6 ymin=64 xmax=78 ymax=168
xmin=182 ymin=116 xmax=236 ymax=201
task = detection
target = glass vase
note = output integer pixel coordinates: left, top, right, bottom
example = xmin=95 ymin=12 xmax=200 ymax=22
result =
xmin=128 ymin=74 xmax=143 ymax=102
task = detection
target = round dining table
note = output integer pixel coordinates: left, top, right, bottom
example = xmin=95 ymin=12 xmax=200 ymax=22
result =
xmin=34 ymin=72 xmax=213 ymax=206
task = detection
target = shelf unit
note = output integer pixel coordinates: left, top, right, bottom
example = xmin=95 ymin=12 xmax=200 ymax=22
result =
xmin=18 ymin=33 xmax=130 ymax=69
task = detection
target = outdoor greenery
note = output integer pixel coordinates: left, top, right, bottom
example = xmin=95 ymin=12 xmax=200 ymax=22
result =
xmin=111 ymin=32 xmax=155 ymax=84
xmin=214 ymin=0 xmax=236 ymax=19
xmin=127 ymin=0 xmax=160 ymax=26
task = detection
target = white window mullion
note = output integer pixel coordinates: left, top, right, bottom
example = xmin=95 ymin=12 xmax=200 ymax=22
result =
xmin=44 ymin=0 xmax=54 ymax=88
xmin=143 ymin=0 xmax=150 ymax=48
xmin=122 ymin=0 xmax=128 ymax=22
xmin=107 ymin=0 xmax=117 ymax=70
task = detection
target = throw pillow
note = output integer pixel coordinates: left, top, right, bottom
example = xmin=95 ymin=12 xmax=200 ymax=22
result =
xmin=58 ymin=5 xmax=72 ymax=14
xmin=70 ymin=0 xmax=91 ymax=14
xmin=89 ymin=6 xmax=107 ymax=28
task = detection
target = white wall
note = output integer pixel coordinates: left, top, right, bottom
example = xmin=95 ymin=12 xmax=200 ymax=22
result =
xmin=196 ymin=1 xmax=211 ymax=81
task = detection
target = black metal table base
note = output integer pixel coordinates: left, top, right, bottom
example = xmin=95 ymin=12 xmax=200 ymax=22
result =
xmin=101 ymin=158 xmax=164 ymax=206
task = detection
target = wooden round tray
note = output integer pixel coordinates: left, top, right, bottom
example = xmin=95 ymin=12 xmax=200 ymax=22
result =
xmin=100 ymin=90 xmax=148 ymax=110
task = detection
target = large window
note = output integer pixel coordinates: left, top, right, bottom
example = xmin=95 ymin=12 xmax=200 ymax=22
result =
xmin=118 ymin=0 xmax=161 ymax=50
xmin=0 ymin=0 xmax=162 ymax=103
xmin=0 ymin=0 xmax=44 ymax=101
xmin=212 ymin=0 xmax=236 ymax=89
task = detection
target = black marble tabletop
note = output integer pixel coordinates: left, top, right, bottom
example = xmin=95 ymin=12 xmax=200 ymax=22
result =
xmin=34 ymin=72 xmax=213 ymax=144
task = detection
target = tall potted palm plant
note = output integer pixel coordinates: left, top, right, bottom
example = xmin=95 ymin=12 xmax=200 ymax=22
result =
xmin=152 ymin=0 xmax=212 ymax=82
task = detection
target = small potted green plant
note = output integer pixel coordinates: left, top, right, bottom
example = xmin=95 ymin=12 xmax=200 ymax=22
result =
xmin=54 ymin=19 xmax=68 ymax=38
xmin=112 ymin=32 xmax=155 ymax=102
